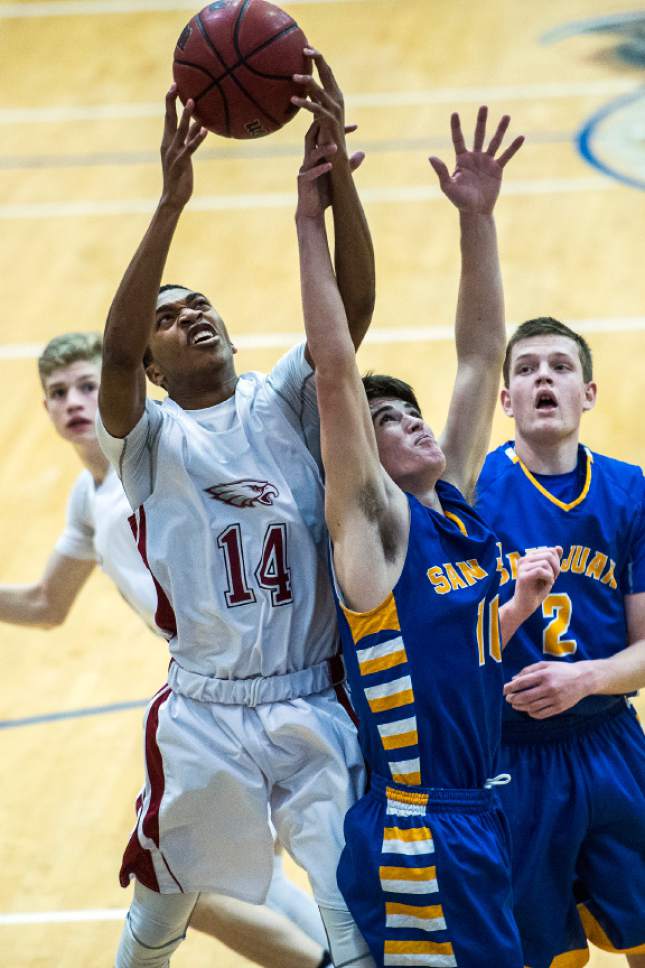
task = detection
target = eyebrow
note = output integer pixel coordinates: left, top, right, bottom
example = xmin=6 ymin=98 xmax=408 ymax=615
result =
xmin=370 ymin=403 xmax=420 ymax=422
xmin=47 ymin=372 xmax=97 ymax=390
xmin=514 ymin=350 xmax=575 ymax=364
xmin=155 ymin=291 xmax=208 ymax=316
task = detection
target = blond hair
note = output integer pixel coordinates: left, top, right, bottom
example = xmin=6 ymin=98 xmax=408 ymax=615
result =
xmin=38 ymin=332 xmax=102 ymax=388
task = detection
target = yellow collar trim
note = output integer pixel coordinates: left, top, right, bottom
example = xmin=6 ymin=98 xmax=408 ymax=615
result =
xmin=444 ymin=510 xmax=468 ymax=535
xmin=513 ymin=447 xmax=593 ymax=512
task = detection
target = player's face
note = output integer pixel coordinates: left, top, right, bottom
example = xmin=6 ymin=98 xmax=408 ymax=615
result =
xmin=43 ymin=360 xmax=100 ymax=444
xmin=501 ymin=335 xmax=596 ymax=443
xmin=148 ymin=288 xmax=236 ymax=385
xmin=369 ymin=397 xmax=446 ymax=485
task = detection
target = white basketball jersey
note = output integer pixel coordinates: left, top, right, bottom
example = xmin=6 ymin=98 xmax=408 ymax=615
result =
xmin=96 ymin=344 xmax=339 ymax=680
xmin=56 ymin=467 xmax=157 ymax=630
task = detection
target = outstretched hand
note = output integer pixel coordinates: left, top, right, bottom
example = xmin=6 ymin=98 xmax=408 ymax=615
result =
xmin=429 ymin=106 xmax=524 ymax=214
xmin=291 ymin=47 xmax=365 ymax=175
xmin=160 ymin=86 xmax=208 ymax=209
xmin=296 ymin=122 xmax=338 ymax=219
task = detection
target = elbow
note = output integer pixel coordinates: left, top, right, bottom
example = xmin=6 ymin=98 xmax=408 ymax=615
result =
xmin=35 ymin=595 xmax=70 ymax=630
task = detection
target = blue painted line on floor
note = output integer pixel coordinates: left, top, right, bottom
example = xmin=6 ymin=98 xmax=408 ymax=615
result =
xmin=0 ymin=698 xmax=147 ymax=729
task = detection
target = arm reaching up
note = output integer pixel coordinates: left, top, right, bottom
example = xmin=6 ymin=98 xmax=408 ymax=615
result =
xmin=431 ymin=107 xmax=524 ymax=499
xmin=292 ymin=48 xmax=375 ymax=349
xmin=295 ymin=124 xmax=407 ymax=612
xmin=99 ymin=90 xmax=207 ymax=438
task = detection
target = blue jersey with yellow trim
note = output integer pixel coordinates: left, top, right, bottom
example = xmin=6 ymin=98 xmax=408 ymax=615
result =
xmin=335 ymin=480 xmax=504 ymax=790
xmin=475 ymin=442 xmax=645 ymax=717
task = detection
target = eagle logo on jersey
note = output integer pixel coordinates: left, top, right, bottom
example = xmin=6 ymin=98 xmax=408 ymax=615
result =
xmin=204 ymin=480 xmax=279 ymax=508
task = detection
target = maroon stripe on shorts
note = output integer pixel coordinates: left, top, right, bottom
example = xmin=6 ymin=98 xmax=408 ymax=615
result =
xmin=118 ymin=685 xmax=171 ymax=890
xmin=334 ymin=680 xmax=359 ymax=728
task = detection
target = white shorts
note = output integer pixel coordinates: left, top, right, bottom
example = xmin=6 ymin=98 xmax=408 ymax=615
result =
xmin=120 ymin=682 xmax=365 ymax=908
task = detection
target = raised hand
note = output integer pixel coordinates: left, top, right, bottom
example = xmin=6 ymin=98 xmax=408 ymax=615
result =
xmin=296 ymin=122 xmax=338 ymax=220
xmin=160 ymin=86 xmax=208 ymax=209
xmin=429 ymin=106 xmax=524 ymax=214
xmin=291 ymin=47 xmax=365 ymax=173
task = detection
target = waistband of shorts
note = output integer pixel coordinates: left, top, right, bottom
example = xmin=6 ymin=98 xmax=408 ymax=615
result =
xmin=368 ymin=773 xmax=496 ymax=813
xmin=501 ymin=695 xmax=628 ymax=745
xmin=167 ymin=654 xmax=345 ymax=706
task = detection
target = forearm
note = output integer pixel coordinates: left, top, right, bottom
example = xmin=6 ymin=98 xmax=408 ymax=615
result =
xmin=0 ymin=584 xmax=61 ymax=628
xmin=330 ymin=160 xmax=375 ymax=348
xmin=579 ymin=640 xmax=645 ymax=696
xmin=297 ymin=212 xmax=353 ymax=373
xmin=455 ymin=212 xmax=505 ymax=363
xmin=103 ymin=199 xmax=183 ymax=369
xmin=499 ymin=599 xmax=529 ymax=649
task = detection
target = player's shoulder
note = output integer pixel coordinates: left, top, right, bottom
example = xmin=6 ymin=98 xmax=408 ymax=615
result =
xmin=68 ymin=468 xmax=94 ymax=502
xmin=475 ymin=442 xmax=516 ymax=497
xmin=588 ymin=447 xmax=644 ymax=498
xmin=66 ymin=468 xmax=96 ymax=525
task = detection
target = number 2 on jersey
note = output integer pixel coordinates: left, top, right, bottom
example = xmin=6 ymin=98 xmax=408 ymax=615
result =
xmin=217 ymin=523 xmax=293 ymax=608
xmin=542 ymin=593 xmax=577 ymax=656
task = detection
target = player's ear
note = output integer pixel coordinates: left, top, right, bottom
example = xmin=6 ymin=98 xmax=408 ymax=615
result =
xmin=145 ymin=361 xmax=167 ymax=389
xmin=500 ymin=386 xmax=513 ymax=417
xmin=582 ymin=381 xmax=597 ymax=413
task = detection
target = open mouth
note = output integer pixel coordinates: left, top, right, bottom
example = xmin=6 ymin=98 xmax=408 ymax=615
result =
xmin=66 ymin=418 xmax=92 ymax=431
xmin=535 ymin=391 xmax=557 ymax=411
xmin=188 ymin=322 xmax=219 ymax=346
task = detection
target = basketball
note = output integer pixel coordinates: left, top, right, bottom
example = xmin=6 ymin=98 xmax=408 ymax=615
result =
xmin=173 ymin=0 xmax=312 ymax=139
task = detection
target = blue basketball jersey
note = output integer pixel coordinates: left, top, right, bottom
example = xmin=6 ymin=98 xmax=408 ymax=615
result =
xmin=335 ymin=480 xmax=504 ymax=790
xmin=476 ymin=442 xmax=645 ymax=719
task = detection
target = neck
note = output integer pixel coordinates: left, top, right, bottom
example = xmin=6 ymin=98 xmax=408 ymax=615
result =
xmin=513 ymin=430 xmax=580 ymax=474
xmin=402 ymin=472 xmax=444 ymax=512
xmin=169 ymin=369 xmax=238 ymax=410
xmin=75 ymin=438 xmax=110 ymax=485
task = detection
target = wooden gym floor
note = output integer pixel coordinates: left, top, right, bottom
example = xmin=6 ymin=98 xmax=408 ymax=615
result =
xmin=0 ymin=0 xmax=643 ymax=964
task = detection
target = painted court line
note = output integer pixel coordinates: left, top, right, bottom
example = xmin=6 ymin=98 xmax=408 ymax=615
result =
xmin=0 ymin=177 xmax=617 ymax=221
xmin=0 ymin=909 xmax=127 ymax=925
xmin=0 ymin=80 xmax=634 ymax=125
xmin=1 ymin=318 xmax=644 ymax=363
xmin=0 ymin=699 xmax=146 ymax=728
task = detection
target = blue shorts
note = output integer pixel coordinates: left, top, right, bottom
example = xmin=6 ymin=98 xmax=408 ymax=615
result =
xmin=497 ymin=699 xmax=645 ymax=968
xmin=336 ymin=774 xmax=523 ymax=968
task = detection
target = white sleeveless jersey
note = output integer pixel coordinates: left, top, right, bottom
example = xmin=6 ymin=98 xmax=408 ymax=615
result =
xmin=96 ymin=344 xmax=339 ymax=680
xmin=55 ymin=467 xmax=157 ymax=630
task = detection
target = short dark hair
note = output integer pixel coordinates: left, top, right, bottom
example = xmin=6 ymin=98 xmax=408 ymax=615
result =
xmin=362 ymin=373 xmax=421 ymax=414
xmin=158 ymin=283 xmax=189 ymax=295
xmin=503 ymin=316 xmax=593 ymax=386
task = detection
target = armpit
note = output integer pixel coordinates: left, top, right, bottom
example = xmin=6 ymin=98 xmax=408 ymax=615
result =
xmin=358 ymin=481 xmax=400 ymax=563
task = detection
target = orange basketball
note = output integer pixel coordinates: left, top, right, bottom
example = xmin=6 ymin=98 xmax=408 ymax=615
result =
xmin=173 ymin=0 xmax=312 ymax=139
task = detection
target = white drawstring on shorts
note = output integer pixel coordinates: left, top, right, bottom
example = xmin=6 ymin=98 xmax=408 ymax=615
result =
xmin=484 ymin=773 xmax=512 ymax=789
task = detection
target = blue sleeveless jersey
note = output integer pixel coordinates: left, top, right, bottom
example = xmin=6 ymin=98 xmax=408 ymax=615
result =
xmin=335 ymin=480 xmax=504 ymax=790
xmin=475 ymin=442 xmax=645 ymax=720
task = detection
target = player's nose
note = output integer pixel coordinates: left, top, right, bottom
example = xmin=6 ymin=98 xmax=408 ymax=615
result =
xmin=66 ymin=391 xmax=84 ymax=409
xmin=178 ymin=307 xmax=202 ymax=326
xmin=404 ymin=414 xmax=422 ymax=431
